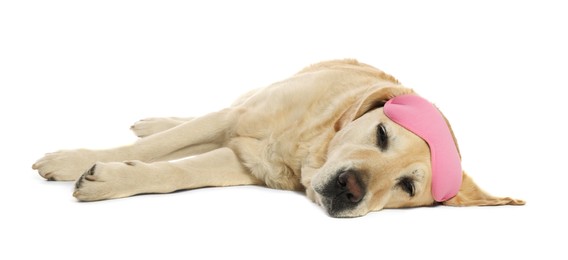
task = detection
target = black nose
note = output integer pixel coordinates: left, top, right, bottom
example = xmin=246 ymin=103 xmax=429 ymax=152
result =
xmin=336 ymin=170 xmax=364 ymax=203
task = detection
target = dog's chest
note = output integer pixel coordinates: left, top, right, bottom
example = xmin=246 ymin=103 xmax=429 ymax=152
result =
xmin=227 ymin=130 xmax=309 ymax=191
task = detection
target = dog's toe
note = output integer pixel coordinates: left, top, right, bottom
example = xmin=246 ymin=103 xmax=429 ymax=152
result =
xmin=74 ymin=164 xmax=98 ymax=189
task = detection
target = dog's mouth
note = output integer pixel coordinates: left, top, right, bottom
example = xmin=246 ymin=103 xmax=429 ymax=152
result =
xmin=320 ymin=198 xmax=359 ymax=218
xmin=315 ymin=169 xmax=367 ymax=217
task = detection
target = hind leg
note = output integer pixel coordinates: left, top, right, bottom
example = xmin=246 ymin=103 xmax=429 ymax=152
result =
xmin=130 ymin=117 xmax=194 ymax=138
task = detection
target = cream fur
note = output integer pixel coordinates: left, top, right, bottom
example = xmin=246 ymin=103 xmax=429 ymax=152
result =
xmin=32 ymin=59 xmax=524 ymax=217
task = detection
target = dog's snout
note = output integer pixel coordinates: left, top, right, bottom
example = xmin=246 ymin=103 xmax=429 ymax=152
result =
xmin=315 ymin=169 xmax=367 ymax=216
xmin=337 ymin=170 xmax=363 ymax=203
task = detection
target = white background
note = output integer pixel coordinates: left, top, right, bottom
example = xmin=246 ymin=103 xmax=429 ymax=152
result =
xmin=1 ymin=0 xmax=566 ymax=259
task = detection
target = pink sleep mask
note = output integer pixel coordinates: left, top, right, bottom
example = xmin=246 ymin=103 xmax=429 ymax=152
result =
xmin=384 ymin=94 xmax=462 ymax=202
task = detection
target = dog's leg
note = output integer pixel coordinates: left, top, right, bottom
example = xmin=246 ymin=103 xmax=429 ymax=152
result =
xmin=130 ymin=117 xmax=194 ymax=138
xmin=33 ymin=109 xmax=238 ymax=181
xmin=73 ymin=147 xmax=260 ymax=201
xmin=130 ymin=117 xmax=222 ymax=161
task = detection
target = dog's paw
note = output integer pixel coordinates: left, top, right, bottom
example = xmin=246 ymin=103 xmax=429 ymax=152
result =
xmin=130 ymin=117 xmax=190 ymax=138
xmin=73 ymin=161 xmax=143 ymax=201
xmin=32 ymin=149 xmax=99 ymax=181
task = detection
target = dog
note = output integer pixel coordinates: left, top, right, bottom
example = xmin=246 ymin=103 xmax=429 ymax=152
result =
xmin=32 ymin=59 xmax=524 ymax=217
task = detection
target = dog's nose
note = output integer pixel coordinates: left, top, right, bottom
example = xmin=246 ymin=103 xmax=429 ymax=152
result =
xmin=337 ymin=170 xmax=363 ymax=203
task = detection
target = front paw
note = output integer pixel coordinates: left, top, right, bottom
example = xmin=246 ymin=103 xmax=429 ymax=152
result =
xmin=32 ymin=149 xmax=99 ymax=181
xmin=73 ymin=161 xmax=145 ymax=201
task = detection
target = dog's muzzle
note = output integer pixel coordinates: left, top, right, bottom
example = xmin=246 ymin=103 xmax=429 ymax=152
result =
xmin=315 ymin=169 xmax=365 ymax=217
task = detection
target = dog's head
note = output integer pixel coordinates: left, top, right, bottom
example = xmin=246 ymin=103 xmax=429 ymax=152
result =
xmin=311 ymin=86 xmax=524 ymax=217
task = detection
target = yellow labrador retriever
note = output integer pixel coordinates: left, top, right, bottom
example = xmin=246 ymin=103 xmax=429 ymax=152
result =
xmin=32 ymin=59 xmax=524 ymax=217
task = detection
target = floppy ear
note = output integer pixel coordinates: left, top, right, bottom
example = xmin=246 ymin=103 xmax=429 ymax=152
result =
xmin=334 ymin=86 xmax=414 ymax=131
xmin=443 ymin=172 xmax=525 ymax=206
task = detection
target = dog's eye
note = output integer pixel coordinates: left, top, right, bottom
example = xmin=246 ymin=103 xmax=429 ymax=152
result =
xmin=376 ymin=123 xmax=388 ymax=150
xmin=397 ymin=177 xmax=415 ymax=197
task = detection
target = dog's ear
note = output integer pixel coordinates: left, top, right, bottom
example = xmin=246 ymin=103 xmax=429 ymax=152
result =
xmin=334 ymin=86 xmax=414 ymax=131
xmin=442 ymin=172 xmax=525 ymax=206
